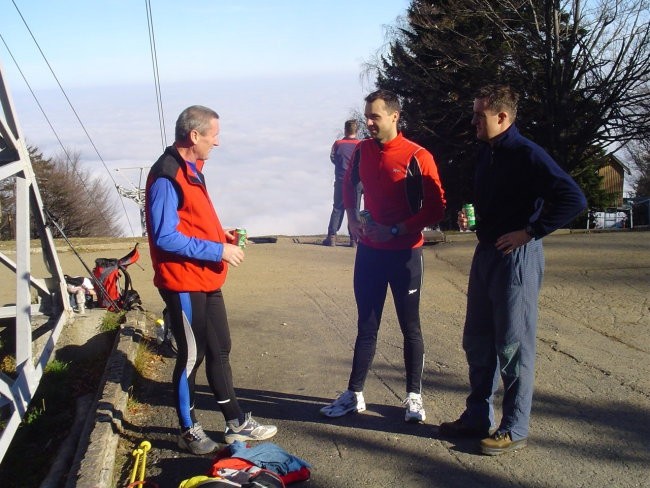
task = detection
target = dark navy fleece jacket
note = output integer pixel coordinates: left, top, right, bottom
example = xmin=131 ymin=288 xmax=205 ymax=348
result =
xmin=474 ymin=124 xmax=587 ymax=244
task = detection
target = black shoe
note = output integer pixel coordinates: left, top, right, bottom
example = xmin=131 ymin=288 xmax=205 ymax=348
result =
xmin=480 ymin=431 xmax=527 ymax=455
xmin=322 ymin=235 xmax=336 ymax=247
xmin=439 ymin=418 xmax=491 ymax=438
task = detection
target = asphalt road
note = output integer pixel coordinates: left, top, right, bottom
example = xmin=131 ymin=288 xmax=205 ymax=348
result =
xmin=52 ymin=231 xmax=650 ymax=488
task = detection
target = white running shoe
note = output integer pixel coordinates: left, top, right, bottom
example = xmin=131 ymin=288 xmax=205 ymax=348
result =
xmin=224 ymin=412 xmax=277 ymax=444
xmin=403 ymin=393 xmax=426 ymax=423
xmin=320 ymin=390 xmax=366 ymax=418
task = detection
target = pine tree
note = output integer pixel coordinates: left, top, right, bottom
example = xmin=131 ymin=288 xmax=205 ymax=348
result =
xmin=0 ymin=146 xmax=122 ymax=239
xmin=371 ymin=0 xmax=650 ymax=222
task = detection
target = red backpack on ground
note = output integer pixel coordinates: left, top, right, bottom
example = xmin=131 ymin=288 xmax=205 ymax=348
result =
xmin=92 ymin=244 xmax=142 ymax=312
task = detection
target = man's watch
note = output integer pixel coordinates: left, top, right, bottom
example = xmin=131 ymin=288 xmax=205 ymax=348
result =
xmin=525 ymin=224 xmax=535 ymax=238
xmin=390 ymin=225 xmax=399 ymax=237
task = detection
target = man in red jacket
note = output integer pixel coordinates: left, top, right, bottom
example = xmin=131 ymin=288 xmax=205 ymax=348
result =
xmin=320 ymin=90 xmax=446 ymax=423
xmin=146 ymin=105 xmax=277 ymax=455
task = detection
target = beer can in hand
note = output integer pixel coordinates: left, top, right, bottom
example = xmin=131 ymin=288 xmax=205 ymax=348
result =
xmin=234 ymin=228 xmax=247 ymax=248
xmin=359 ymin=210 xmax=373 ymax=226
xmin=463 ymin=204 xmax=476 ymax=230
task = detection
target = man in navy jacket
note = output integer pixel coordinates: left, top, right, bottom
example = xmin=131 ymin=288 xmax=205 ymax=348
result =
xmin=323 ymin=119 xmax=361 ymax=247
xmin=440 ymin=85 xmax=587 ymax=455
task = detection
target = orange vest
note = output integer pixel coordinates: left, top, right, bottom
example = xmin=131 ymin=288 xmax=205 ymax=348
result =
xmin=146 ymin=146 xmax=228 ymax=292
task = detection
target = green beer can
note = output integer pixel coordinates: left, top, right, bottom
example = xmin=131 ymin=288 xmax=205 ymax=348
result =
xmin=359 ymin=209 xmax=373 ymax=226
xmin=463 ymin=204 xmax=476 ymax=230
xmin=234 ymin=228 xmax=247 ymax=248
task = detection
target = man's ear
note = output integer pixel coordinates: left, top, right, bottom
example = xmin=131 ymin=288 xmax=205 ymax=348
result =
xmin=189 ymin=129 xmax=199 ymax=144
xmin=498 ymin=111 xmax=509 ymax=125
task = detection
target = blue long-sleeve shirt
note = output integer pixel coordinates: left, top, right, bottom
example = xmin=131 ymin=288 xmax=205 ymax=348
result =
xmin=147 ymin=161 xmax=224 ymax=262
xmin=474 ymin=124 xmax=587 ymax=243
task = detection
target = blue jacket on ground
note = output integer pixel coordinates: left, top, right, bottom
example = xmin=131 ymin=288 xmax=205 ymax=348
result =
xmin=229 ymin=440 xmax=311 ymax=475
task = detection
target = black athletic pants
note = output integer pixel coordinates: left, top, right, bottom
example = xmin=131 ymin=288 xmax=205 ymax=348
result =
xmin=160 ymin=289 xmax=242 ymax=429
xmin=348 ymin=243 xmax=425 ymax=394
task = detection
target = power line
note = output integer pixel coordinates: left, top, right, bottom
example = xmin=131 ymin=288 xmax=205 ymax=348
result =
xmin=145 ymin=0 xmax=167 ymax=151
xmin=10 ymin=0 xmax=136 ymax=236
xmin=0 ymin=32 xmax=119 ymax=235
xmin=0 ymin=34 xmax=73 ymax=167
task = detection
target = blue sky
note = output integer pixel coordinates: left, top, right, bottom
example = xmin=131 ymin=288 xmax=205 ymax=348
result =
xmin=1 ymin=0 xmax=411 ymax=236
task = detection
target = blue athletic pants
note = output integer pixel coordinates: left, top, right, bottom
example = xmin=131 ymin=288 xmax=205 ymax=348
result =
xmin=461 ymin=239 xmax=544 ymax=440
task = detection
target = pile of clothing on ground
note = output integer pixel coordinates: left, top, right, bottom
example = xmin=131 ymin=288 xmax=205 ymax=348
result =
xmin=179 ymin=441 xmax=311 ymax=488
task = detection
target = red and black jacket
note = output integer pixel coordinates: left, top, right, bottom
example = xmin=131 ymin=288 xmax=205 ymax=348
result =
xmin=343 ymin=133 xmax=446 ymax=250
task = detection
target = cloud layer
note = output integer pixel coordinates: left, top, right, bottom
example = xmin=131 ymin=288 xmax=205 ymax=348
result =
xmin=11 ymin=73 xmax=371 ymax=237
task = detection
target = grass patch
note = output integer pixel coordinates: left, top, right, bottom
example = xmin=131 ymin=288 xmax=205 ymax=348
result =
xmin=0 ymin=357 xmax=76 ymax=487
xmin=45 ymin=358 xmax=70 ymax=375
xmin=0 ymin=323 xmax=16 ymax=377
xmin=126 ymin=387 xmax=141 ymax=412
xmin=20 ymin=361 xmax=71 ymax=426
xmin=0 ymin=354 xmax=16 ymax=375
xmin=23 ymin=399 xmax=46 ymax=425
xmin=126 ymin=339 xmax=157 ymax=415
xmin=101 ymin=310 xmax=126 ymax=332
xmin=133 ymin=341 xmax=153 ymax=377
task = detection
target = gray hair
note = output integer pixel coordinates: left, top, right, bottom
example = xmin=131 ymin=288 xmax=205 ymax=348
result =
xmin=175 ymin=105 xmax=220 ymax=142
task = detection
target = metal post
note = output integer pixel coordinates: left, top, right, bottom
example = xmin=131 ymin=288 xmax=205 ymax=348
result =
xmin=0 ymin=57 xmax=70 ymax=463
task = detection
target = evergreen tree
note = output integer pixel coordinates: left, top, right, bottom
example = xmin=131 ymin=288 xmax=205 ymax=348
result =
xmin=371 ymin=0 xmax=650 ymax=224
xmin=0 ymin=146 xmax=122 ymax=239
xmin=373 ymin=0 xmax=512 ymax=223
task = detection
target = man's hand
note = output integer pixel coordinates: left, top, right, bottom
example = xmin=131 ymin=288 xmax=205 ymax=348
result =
xmin=364 ymin=222 xmax=393 ymax=243
xmin=346 ymin=208 xmax=365 ymax=241
xmin=495 ymin=229 xmax=532 ymax=255
xmin=224 ymin=229 xmax=236 ymax=244
xmin=222 ymin=243 xmax=245 ymax=266
xmin=348 ymin=218 xmax=364 ymax=241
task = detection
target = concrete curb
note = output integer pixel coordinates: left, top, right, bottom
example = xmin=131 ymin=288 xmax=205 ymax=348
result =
xmin=65 ymin=310 xmax=144 ymax=488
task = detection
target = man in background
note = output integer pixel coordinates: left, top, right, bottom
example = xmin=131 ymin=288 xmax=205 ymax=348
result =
xmin=320 ymin=89 xmax=446 ymax=423
xmin=323 ymin=119 xmax=361 ymax=247
xmin=439 ymin=85 xmax=586 ymax=455
xmin=145 ymin=105 xmax=277 ymax=455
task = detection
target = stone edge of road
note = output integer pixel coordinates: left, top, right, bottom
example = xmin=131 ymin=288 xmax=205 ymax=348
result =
xmin=64 ymin=308 xmax=144 ymax=488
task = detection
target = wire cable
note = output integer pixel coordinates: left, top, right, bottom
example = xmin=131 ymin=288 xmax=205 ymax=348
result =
xmin=0 ymin=33 xmax=74 ymax=168
xmin=10 ymin=0 xmax=136 ymax=236
xmin=145 ymin=0 xmax=167 ymax=151
xmin=0 ymin=32 xmax=120 ymax=235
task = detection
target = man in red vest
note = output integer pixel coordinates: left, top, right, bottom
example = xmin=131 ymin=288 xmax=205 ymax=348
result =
xmin=145 ymin=105 xmax=277 ymax=455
